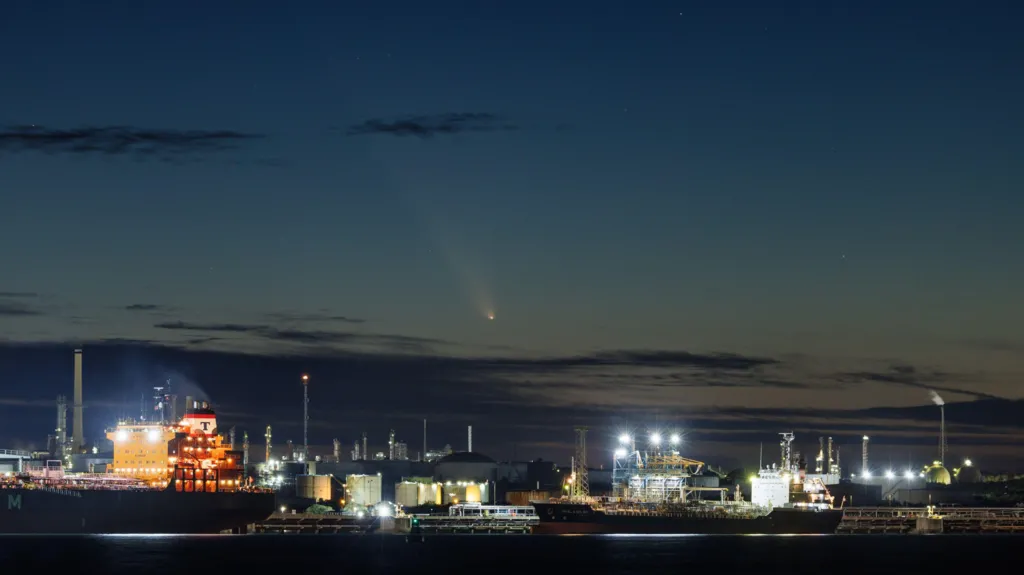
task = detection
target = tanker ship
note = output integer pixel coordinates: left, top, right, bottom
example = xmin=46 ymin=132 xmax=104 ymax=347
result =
xmin=0 ymin=400 xmax=275 ymax=534
xmin=533 ymin=431 xmax=844 ymax=535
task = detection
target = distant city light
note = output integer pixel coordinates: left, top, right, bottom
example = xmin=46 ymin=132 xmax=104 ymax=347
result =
xmin=669 ymin=433 xmax=681 ymax=445
xmin=650 ymin=433 xmax=661 ymax=446
xmin=885 ymin=470 xmax=895 ymax=479
xmin=618 ymin=433 xmax=631 ymax=444
xmin=614 ymin=448 xmax=627 ymax=458
xmin=861 ymin=471 xmax=871 ymax=479
xmin=964 ymin=458 xmax=973 ymax=467
xmin=904 ymin=470 xmax=915 ymax=480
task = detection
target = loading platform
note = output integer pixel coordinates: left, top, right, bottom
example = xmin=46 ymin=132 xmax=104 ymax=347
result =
xmin=839 ymin=506 xmax=1024 ymax=534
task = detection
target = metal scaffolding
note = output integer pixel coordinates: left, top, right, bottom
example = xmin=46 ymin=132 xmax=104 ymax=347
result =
xmin=612 ymin=448 xmax=706 ymax=503
xmin=571 ymin=427 xmax=589 ymax=499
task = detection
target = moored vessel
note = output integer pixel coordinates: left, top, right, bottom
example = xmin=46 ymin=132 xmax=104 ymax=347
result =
xmin=533 ymin=431 xmax=843 ymax=535
xmin=0 ymin=399 xmax=275 ymax=534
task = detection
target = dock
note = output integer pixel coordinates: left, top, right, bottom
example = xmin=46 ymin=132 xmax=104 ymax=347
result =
xmin=254 ymin=504 xmax=539 ymax=535
xmin=839 ymin=507 xmax=1024 ymax=534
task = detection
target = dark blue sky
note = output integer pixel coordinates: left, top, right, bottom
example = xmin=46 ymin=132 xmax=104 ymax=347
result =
xmin=1 ymin=1 xmax=1022 ymax=470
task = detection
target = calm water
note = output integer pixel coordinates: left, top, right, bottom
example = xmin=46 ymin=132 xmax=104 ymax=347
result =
xmin=0 ymin=534 xmax=1016 ymax=573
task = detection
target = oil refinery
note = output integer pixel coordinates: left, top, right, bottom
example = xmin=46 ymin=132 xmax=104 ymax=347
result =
xmin=3 ymin=347 xmax=1024 ymax=536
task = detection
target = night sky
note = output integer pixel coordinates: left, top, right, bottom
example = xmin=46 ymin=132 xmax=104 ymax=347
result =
xmin=2 ymin=2 xmax=1022 ymax=471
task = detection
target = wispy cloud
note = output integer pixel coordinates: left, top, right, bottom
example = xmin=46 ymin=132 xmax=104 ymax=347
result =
xmin=265 ymin=311 xmax=366 ymax=324
xmin=345 ymin=113 xmax=518 ymax=138
xmin=153 ymin=320 xmax=444 ymax=353
xmin=125 ymin=304 xmax=165 ymax=312
xmin=0 ymin=301 xmax=42 ymax=317
xmin=0 ymin=292 xmax=38 ymax=298
xmin=0 ymin=125 xmax=263 ymax=161
xmin=835 ymin=364 xmax=1001 ymax=401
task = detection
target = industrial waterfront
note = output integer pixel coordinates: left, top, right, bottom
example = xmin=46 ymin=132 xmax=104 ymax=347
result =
xmin=3 ymin=348 xmax=1024 ymax=536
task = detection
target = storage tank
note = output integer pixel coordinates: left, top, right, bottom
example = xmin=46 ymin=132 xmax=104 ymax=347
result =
xmin=296 ymin=474 xmax=332 ymax=502
xmin=395 ymin=482 xmax=421 ymax=508
xmin=395 ymin=481 xmax=442 ymax=507
xmin=346 ymin=474 xmax=382 ymax=506
xmin=441 ymin=480 xmax=488 ymax=504
xmin=435 ymin=452 xmax=497 ymax=484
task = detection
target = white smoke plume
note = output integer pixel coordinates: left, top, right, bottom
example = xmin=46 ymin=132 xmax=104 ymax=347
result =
xmin=929 ymin=390 xmax=945 ymax=406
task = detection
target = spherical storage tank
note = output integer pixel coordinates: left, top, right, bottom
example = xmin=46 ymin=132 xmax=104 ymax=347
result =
xmin=957 ymin=465 xmax=982 ymax=484
xmin=923 ymin=462 xmax=951 ymax=486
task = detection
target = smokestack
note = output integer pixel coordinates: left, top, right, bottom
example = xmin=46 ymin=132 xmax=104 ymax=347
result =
xmin=333 ymin=438 xmax=341 ymax=462
xmin=468 ymin=425 xmax=473 ymax=453
xmin=388 ymin=429 xmax=396 ymax=460
xmin=264 ymin=425 xmax=272 ymax=464
xmin=72 ymin=349 xmax=84 ymax=453
xmin=243 ymin=431 xmax=250 ymax=466
xmin=827 ymin=437 xmax=834 ymax=473
xmin=940 ymin=405 xmax=946 ymax=466
xmin=423 ymin=419 xmax=427 ymax=461
xmin=862 ymin=436 xmax=870 ymax=475
xmin=816 ymin=437 xmax=824 ymax=474
xmin=362 ymin=432 xmax=368 ymax=461
xmin=184 ymin=396 xmax=194 ymax=416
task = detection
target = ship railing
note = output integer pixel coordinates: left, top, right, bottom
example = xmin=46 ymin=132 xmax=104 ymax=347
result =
xmin=0 ymin=449 xmax=31 ymax=457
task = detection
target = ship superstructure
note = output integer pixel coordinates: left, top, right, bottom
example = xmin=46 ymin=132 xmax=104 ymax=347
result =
xmin=533 ymin=429 xmax=842 ymax=534
xmin=105 ymin=397 xmax=248 ymax=492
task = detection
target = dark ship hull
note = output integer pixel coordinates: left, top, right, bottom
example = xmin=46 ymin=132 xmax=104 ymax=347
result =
xmin=532 ymin=503 xmax=844 ymax=535
xmin=0 ymin=488 xmax=276 ymax=534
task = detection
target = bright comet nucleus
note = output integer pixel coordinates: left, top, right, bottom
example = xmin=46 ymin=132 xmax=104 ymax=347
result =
xmin=487 ymin=311 xmax=495 ymax=320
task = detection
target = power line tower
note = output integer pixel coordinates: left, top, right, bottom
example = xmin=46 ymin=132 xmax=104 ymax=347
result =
xmin=572 ymin=427 xmax=589 ymax=499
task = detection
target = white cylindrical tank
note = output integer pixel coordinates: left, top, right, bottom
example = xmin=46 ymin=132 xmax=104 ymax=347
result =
xmin=346 ymin=474 xmax=382 ymax=506
xmin=296 ymin=474 xmax=332 ymax=502
xmin=396 ymin=482 xmax=421 ymax=508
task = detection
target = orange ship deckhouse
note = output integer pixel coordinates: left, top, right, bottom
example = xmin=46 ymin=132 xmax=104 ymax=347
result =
xmin=107 ymin=399 xmax=246 ymax=492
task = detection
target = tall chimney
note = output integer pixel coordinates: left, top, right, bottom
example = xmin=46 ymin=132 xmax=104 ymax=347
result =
xmin=827 ymin=437 xmax=834 ymax=473
xmin=72 ymin=349 xmax=84 ymax=453
xmin=468 ymin=425 xmax=473 ymax=453
xmin=940 ymin=405 xmax=946 ymax=466
xmin=362 ymin=432 xmax=368 ymax=461
xmin=423 ymin=419 xmax=427 ymax=461
xmin=861 ymin=435 xmax=870 ymax=476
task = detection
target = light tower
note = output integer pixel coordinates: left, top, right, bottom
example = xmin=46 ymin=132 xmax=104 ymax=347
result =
xmin=301 ymin=374 xmax=309 ymax=462
xmin=572 ymin=427 xmax=589 ymax=499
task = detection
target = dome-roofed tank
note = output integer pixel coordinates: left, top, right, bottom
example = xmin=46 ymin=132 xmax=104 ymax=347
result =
xmin=956 ymin=460 xmax=982 ymax=484
xmin=435 ymin=452 xmax=498 ymax=504
xmin=923 ymin=461 xmax=951 ymax=485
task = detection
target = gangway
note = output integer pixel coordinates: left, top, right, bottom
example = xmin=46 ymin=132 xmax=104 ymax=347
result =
xmin=0 ymin=449 xmax=32 ymax=473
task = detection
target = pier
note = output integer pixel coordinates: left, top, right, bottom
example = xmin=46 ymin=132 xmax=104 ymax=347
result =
xmin=839 ymin=507 xmax=1024 ymax=534
xmin=255 ymin=505 xmax=539 ymax=535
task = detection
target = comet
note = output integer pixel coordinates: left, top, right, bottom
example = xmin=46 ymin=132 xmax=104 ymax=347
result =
xmin=486 ymin=311 xmax=495 ymax=321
